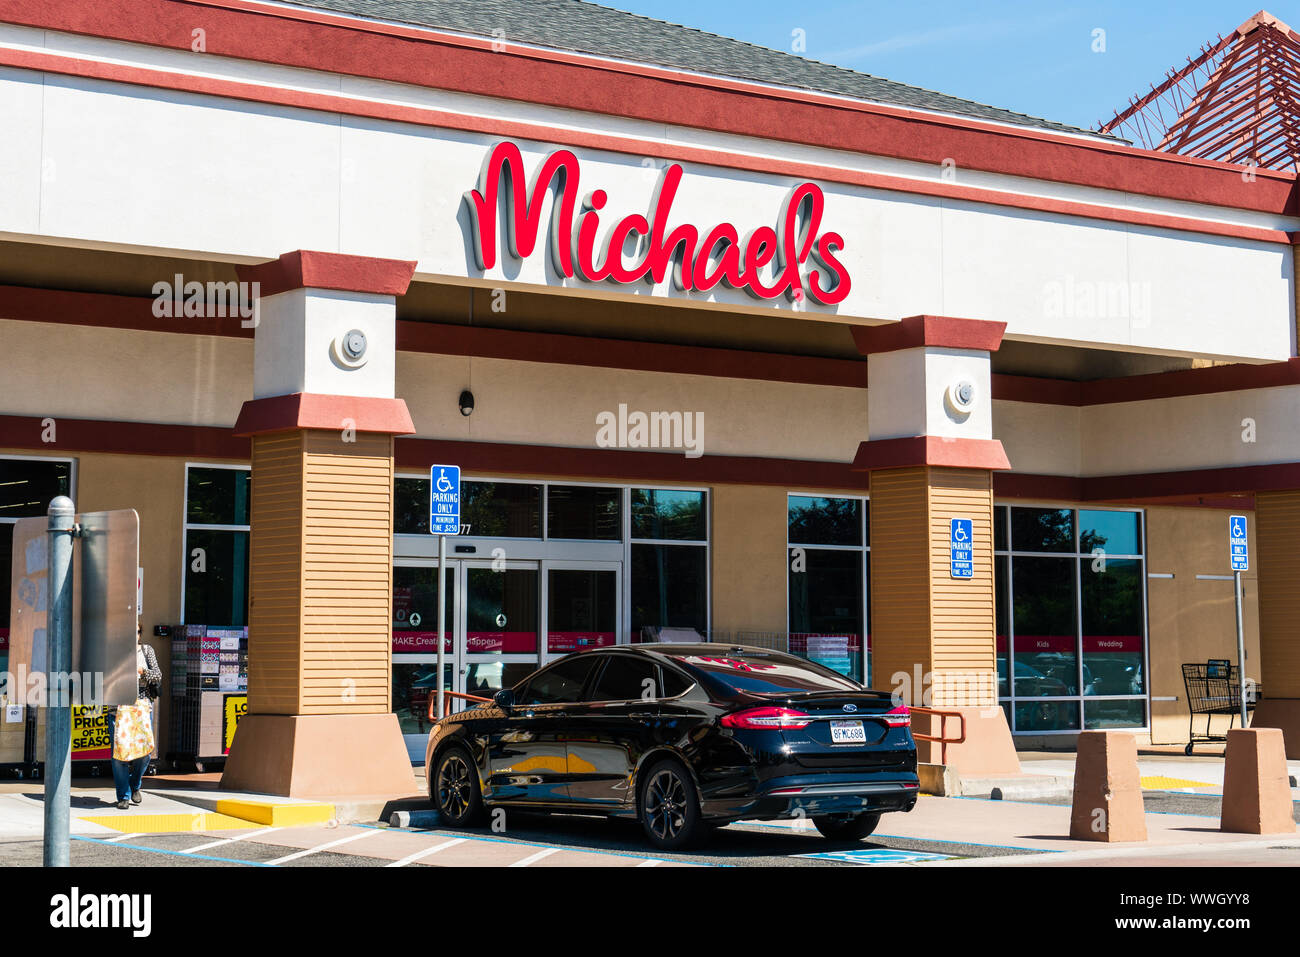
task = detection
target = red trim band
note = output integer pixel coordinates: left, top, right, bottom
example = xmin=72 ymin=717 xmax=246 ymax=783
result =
xmin=0 ymin=46 xmax=1285 ymax=247
xmin=6 ymin=283 xmax=1300 ymax=402
xmin=991 ymin=358 xmax=1300 ymax=406
xmin=7 ymin=0 xmax=1291 ymax=216
xmin=0 ymin=415 xmax=248 ymax=459
xmin=235 ymin=250 xmax=416 ymax=297
xmin=233 ymin=393 xmax=416 ymax=436
xmin=396 ymin=322 xmax=865 ymax=388
xmin=852 ymin=436 xmax=1012 ymax=471
xmin=852 ymin=315 xmax=1006 ymax=355
xmin=2 ymin=411 xmax=1298 ymax=501
xmin=0 ymin=15 xmax=1292 ymax=240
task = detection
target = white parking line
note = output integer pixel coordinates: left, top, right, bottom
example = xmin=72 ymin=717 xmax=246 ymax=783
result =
xmin=385 ymin=837 xmax=467 ymax=867
xmin=104 ymin=833 xmax=140 ymax=843
xmin=509 ymin=847 xmax=561 ymax=867
xmin=181 ymin=828 xmax=282 ymax=854
xmin=636 ymin=859 xmax=663 ymax=867
xmin=266 ymin=829 xmax=378 ymax=864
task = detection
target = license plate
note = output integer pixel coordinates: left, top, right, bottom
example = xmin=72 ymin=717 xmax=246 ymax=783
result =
xmin=829 ymin=720 xmax=866 ymax=744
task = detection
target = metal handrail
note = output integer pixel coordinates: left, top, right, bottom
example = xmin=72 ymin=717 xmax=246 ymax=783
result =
xmin=426 ymin=690 xmax=493 ymax=721
xmin=909 ymin=706 xmax=967 ymax=766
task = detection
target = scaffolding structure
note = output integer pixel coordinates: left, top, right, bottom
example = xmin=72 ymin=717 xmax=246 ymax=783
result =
xmin=1099 ymin=11 xmax=1300 ymax=172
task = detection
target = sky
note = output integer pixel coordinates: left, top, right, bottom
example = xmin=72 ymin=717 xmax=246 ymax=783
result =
xmin=606 ymin=1 xmax=1298 ymax=131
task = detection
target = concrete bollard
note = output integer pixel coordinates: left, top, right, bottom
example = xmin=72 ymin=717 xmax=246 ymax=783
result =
xmin=1221 ymin=727 xmax=1296 ymax=834
xmin=1069 ymin=730 xmax=1147 ymax=842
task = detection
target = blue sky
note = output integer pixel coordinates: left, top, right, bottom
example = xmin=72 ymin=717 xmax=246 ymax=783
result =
xmin=608 ymin=1 xmax=1297 ymax=130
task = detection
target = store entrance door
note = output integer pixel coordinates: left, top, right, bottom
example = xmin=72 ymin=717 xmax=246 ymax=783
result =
xmin=392 ymin=557 xmax=545 ymax=759
xmin=392 ymin=556 xmax=625 ymax=761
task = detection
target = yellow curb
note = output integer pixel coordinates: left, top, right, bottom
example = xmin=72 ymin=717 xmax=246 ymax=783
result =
xmin=1140 ymin=775 xmax=1214 ymax=790
xmin=214 ymin=799 xmax=335 ymax=827
xmin=80 ymin=812 xmax=256 ymax=833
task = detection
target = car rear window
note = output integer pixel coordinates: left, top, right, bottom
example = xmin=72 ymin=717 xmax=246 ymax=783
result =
xmin=588 ymin=655 xmax=659 ymax=701
xmin=672 ymin=654 xmax=860 ymax=694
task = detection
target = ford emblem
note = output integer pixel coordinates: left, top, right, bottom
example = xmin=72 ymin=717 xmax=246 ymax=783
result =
xmin=842 ymin=703 xmax=858 ymax=713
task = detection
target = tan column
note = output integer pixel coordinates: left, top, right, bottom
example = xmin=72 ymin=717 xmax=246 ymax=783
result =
xmin=219 ymin=250 xmax=420 ymax=797
xmin=1249 ymin=489 xmax=1300 ymax=757
xmin=853 ymin=315 xmax=1019 ymax=776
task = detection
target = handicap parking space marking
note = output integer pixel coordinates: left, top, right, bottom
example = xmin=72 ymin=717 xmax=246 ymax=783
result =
xmin=795 ymin=847 xmax=958 ymax=866
xmin=181 ymin=827 xmax=282 ymax=854
xmin=265 ymin=827 xmax=380 ymax=864
xmin=70 ymin=834 xmax=276 ymax=866
xmin=364 ymin=822 xmax=713 ymax=866
xmin=385 ymin=836 xmax=468 ymax=867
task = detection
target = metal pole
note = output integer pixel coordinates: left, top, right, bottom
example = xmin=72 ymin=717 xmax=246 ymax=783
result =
xmin=1234 ymin=569 xmax=1248 ymax=726
xmin=436 ymin=533 xmax=446 ymax=720
xmin=44 ymin=495 xmax=76 ymax=868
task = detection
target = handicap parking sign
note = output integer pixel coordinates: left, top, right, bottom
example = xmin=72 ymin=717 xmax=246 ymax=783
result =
xmin=950 ymin=518 xmax=973 ymax=579
xmin=1229 ymin=514 xmax=1248 ymax=571
xmin=429 ymin=465 xmax=461 ymax=535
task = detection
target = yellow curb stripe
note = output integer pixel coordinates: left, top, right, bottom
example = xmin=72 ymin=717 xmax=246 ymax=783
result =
xmin=1140 ymin=775 xmax=1214 ymax=790
xmin=79 ymin=812 xmax=257 ymax=833
xmin=214 ymin=799 xmax=335 ymax=827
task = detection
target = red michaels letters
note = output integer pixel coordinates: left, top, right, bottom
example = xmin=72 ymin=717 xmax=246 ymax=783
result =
xmin=464 ymin=141 xmax=851 ymax=305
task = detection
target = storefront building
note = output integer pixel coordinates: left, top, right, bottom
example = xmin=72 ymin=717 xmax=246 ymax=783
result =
xmin=2 ymin=0 xmax=1299 ymax=791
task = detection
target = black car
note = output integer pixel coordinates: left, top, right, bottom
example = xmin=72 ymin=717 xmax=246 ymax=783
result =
xmin=425 ymin=643 xmax=919 ymax=850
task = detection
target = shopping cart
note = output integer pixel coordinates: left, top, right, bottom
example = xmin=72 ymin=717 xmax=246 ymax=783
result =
xmin=1181 ymin=660 xmax=1254 ymax=755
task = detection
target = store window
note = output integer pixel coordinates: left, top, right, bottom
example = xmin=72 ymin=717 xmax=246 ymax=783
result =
xmin=994 ymin=505 xmax=1147 ymax=733
xmin=630 ymin=488 xmax=709 ymax=641
xmin=788 ymin=495 xmax=870 ymax=684
xmin=0 ymin=457 xmax=74 ymax=679
xmin=183 ymin=466 xmax=250 ymax=626
xmin=395 ymin=478 xmax=542 ymax=537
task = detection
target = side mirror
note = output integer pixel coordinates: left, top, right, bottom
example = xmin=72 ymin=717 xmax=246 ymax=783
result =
xmin=493 ymin=688 xmax=515 ymax=712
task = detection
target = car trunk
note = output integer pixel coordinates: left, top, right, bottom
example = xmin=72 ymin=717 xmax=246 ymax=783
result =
xmin=760 ymin=691 xmax=913 ymax=770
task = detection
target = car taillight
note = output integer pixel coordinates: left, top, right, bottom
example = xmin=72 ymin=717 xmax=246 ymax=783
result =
xmin=883 ymin=705 xmax=910 ymax=728
xmin=721 ymin=707 xmax=813 ymax=730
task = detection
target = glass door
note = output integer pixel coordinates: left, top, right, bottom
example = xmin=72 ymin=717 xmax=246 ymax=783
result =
xmin=460 ymin=560 xmax=541 ymax=700
xmin=392 ymin=561 xmax=457 ymax=759
xmin=544 ymin=562 xmax=621 ymax=665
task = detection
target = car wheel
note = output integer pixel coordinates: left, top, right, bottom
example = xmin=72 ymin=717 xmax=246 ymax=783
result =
xmin=639 ymin=759 xmax=705 ymax=851
xmin=813 ymin=811 xmax=881 ymax=842
xmin=432 ymin=745 xmax=485 ymax=828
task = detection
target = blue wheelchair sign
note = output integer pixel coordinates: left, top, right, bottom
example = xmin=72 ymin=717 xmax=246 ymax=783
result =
xmin=429 ymin=465 xmax=461 ymax=535
xmin=950 ymin=518 xmax=973 ymax=579
xmin=1229 ymin=514 xmax=1248 ymax=571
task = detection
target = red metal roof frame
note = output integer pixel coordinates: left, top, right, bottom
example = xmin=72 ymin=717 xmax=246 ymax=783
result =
xmin=1101 ymin=10 xmax=1300 ymax=172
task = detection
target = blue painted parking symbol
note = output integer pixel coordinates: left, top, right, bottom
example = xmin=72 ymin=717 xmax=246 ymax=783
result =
xmin=797 ymin=848 xmax=956 ymax=865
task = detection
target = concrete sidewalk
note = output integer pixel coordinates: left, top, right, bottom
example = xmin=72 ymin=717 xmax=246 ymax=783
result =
xmin=954 ymin=749 xmax=1300 ymax=799
xmin=0 ymin=773 xmax=425 ymax=838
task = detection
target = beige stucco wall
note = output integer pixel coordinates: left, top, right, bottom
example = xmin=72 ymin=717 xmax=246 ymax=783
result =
xmin=395 ymin=352 xmax=870 ymax=463
xmin=709 ymin=484 xmax=790 ymax=638
xmin=0 ymin=319 xmax=251 ymax=426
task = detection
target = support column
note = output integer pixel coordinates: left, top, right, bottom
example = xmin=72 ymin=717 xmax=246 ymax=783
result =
xmin=853 ymin=315 xmax=1019 ymax=776
xmin=220 ymin=250 xmax=419 ymax=798
xmin=1250 ymin=489 xmax=1300 ymax=757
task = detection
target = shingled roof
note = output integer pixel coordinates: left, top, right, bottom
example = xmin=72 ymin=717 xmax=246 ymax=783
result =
xmin=280 ymin=0 xmax=1114 ymax=139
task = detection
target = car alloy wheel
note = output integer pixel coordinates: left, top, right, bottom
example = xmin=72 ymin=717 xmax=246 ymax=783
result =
xmin=639 ymin=760 xmax=704 ymax=850
xmin=434 ymin=746 xmax=483 ymax=826
xmin=645 ymin=768 xmax=688 ymax=842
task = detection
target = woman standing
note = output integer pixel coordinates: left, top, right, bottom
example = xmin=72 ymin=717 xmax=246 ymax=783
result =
xmin=108 ymin=624 xmax=162 ymax=810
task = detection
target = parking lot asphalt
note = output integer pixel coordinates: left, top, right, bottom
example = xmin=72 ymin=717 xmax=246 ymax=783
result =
xmin=0 ymin=800 xmax=1052 ymax=868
